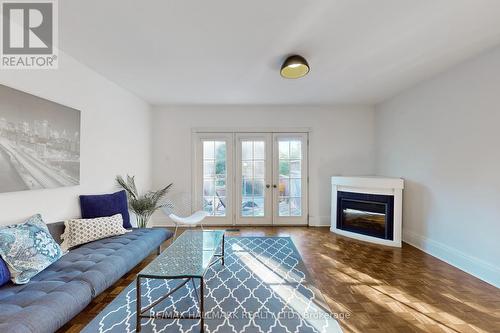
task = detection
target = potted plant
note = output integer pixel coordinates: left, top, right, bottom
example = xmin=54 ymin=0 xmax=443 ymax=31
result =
xmin=116 ymin=175 xmax=173 ymax=228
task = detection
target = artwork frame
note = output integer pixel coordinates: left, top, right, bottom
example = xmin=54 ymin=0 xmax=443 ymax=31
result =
xmin=0 ymin=84 xmax=81 ymax=193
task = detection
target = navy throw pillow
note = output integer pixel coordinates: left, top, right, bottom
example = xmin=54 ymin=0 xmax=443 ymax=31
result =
xmin=79 ymin=190 xmax=131 ymax=228
xmin=0 ymin=257 xmax=10 ymax=287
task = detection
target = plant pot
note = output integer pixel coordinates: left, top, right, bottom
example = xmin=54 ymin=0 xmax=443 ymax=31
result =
xmin=135 ymin=215 xmax=151 ymax=228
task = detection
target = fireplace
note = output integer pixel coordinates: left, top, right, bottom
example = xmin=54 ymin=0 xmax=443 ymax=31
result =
xmin=331 ymin=176 xmax=403 ymax=247
xmin=337 ymin=191 xmax=394 ymax=240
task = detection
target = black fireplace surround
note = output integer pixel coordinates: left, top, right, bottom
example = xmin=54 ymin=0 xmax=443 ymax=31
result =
xmin=337 ymin=191 xmax=394 ymax=240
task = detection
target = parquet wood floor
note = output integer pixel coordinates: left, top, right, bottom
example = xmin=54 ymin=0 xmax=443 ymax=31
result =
xmin=58 ymin=227 xmax=500 ymax=333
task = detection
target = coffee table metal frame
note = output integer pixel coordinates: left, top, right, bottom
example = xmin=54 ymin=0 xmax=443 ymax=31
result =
xmin=136 ymin=232 xmax=225 ymax=333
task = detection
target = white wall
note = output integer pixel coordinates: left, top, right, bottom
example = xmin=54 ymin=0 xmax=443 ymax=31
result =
xmin=151 ymin=105 xmax=375 ymax=226
xmin=375 ymin=46 xmax=500 ymax=287
xmin=0 ymin=51 xmax=152 ymax=225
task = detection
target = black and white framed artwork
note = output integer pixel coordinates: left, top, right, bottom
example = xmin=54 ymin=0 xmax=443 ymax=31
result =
xmin=0 ymin=84 xmax=80 ymax=193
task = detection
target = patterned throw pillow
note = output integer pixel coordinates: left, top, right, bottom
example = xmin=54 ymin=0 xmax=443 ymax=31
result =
xmin=0 ymin=214 xmax=64 ymax=284
xmin=61 ymin=214 xmax=129 ymax=251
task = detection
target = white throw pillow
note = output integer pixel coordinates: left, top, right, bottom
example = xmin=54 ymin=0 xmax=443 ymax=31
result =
xmin=61 ymin=214 xmax=129 ymax=251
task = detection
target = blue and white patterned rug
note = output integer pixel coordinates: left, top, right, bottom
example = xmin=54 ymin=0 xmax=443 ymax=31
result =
xmin=82 ymin=237 xmax=342 ymax=333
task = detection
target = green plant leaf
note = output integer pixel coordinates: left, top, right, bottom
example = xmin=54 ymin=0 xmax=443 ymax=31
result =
xmin=116 ymin=175 xmax=173 ymax=227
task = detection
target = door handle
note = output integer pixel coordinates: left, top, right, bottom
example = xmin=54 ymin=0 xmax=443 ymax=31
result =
xmin=266 ymin=184 xmax=271 ymax=189
xmin=273 ymin=184 xmax=277 ymax=188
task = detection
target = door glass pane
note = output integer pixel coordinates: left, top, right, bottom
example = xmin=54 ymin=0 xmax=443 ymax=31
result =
xmin=290 ymin=197 xmax=302 ymax=216
xmin=215 ymin=175 xmax=225 ymax=191
xmin=203 ymin=160 xmax=215 ymax=177
xmin=279 ymin=141 xmax=289 ymax=159
xmin=254 ymin=179 xmax=264 ymax=196
xmin=203 ymin=180 xmax=215 ymax=196
xmin=203 ymin=141 xmax=215 ymax=159
xmin=241 ymin=140 xmax=266 ymax=217
xmin=290 ymin=141 xmax=301 ymax=159
xmin=290 ymin=160 xmax=301 ymax=177
xmin=254 ymin=196 xmax=265 ymax=217
xmin=242 ymin=161 xmax=253 ymax=178
xmin=279 ymin=197 xmax=290 ymax=216
xmin=290 ymin=178 xmax=301 ymax=197
xmin=242 ymin=141 xmax=252 ymax=160
xmin=254 ymin=161 xmax=265 ymax=178
xmin=215 ymin=197 xmax=226 ymax=216
xmin=241 ymin=197 xmax=254 ymax=216
xmin=254 ymin=141 xmax=265 ymax=159
xmin=278 ymin=140 xmax=302 ymax=217
xmin=242 ymin=179 xmax=253 ymax=196
xmin=279 ymin=178 xmax=289 ymax=196
xmin=203 ymin=140 xmax=226 ymax=216
xmin=279 ymin=160 xmax=289 ymax=176
xmin=203 ymin=196 xmax=214 ymax=214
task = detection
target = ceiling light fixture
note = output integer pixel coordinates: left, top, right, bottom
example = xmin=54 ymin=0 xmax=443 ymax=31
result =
xmin=280 ymin=55 xmax=310 ymax=79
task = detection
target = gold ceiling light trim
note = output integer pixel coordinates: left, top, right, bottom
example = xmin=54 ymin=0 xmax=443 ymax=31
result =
xmin=280 ymin=55 xmax=310 ymax=79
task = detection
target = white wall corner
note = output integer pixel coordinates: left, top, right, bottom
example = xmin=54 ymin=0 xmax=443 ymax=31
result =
xmin=403 ymin=230 xmax=500 ymax=288
xmin=309 ymin=215 xmax=331 ymax=227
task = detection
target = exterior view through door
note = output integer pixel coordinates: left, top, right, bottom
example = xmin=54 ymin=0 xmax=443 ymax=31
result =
xmin=193 ymin=131 xmax=308 ymax=225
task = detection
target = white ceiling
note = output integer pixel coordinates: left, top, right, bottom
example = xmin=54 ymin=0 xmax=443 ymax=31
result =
xmin=60 ymin=0 xmax=500 ymax=105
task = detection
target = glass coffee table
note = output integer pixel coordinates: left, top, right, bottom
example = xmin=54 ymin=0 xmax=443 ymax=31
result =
xmin=136 ymin=230 xmax=225 ymax=332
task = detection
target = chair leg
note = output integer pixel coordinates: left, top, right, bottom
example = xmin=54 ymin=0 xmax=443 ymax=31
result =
xmin=173 ymin=223 xmax=179 ymax=240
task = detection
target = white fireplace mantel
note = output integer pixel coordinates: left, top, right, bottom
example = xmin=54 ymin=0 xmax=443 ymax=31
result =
xmin=331 ymin=176 xmax=404 ymax=247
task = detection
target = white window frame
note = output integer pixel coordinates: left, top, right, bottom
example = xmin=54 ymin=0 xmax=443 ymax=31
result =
xmin=192 ymin=132 xmax=234 ymax=225
xmin=272 ymin=132 xmax=309 ymax=225
xmin=192 ymin=128 xmax=310 ymax=226
xmin=235 ymin=133 xmax=273 ymax=225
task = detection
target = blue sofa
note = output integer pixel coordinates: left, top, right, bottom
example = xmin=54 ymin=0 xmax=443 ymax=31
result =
xmin=0 ymin=223 xmax=172 ymax=333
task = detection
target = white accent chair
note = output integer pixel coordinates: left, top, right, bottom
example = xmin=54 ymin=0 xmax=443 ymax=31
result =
xmin=166 ymin=210 xmax=209 ymax=239
xmin=161 ymin=193 xmax=209 ymax=239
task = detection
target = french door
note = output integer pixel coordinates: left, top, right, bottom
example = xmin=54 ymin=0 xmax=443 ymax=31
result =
xmin=272 ymin=133 xmax=308 ymax=225
xmin=193 ymin=133 xmax=233 ymax=225
xmin=194 ymin=132 xmax=308 ymax=225
xmin=235 ymin=133 xmax=273 ymax=225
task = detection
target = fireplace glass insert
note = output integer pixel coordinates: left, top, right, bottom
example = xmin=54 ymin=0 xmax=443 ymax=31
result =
xmin=337 ymin=191 xmax=394 ymax=240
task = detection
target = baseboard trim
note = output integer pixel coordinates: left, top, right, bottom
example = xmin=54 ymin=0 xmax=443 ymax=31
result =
xmin=150 ymin=222 xmax=186 ymax=228
xmin=403 ymin=230 xmax=500 ymax=288
xmin=150 ymin=223 xmax=312 ymax=228
xmin=151 ymin=216 xmax=332 ymax=228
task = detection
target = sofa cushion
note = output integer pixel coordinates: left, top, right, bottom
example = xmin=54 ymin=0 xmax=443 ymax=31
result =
xmin=43 ymin=228 xmax=170 ymax=296
xmin=0 ymin=227 xmax=171 ymax=333
xmin=0 ymin=279 xmax=93 ymax=333
xmin=0 ymin=215 xmax=63 ymax=284
xmin=80 ymin=190 xmax=132 ymax=228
